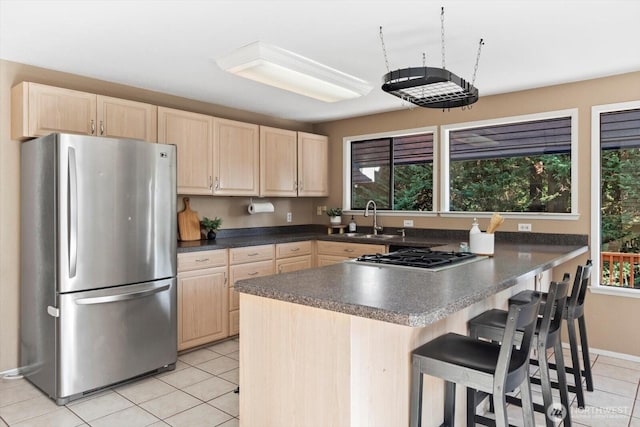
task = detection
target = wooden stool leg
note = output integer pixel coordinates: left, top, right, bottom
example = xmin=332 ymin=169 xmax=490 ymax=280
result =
xmin=444 ymin=381 xmax=456 ymax=427
xmin=567 ymin=318 xmax=586 ymax=408
xmin=578 ymin=315 xmax=594 ymax=392
xmin=410 ymin=359 xmax=423 ymax=427
xmin=554 ymin=339 xmax=572 ymax=426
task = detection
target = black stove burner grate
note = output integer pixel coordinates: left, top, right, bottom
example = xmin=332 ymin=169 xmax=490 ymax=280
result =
xmin=355 ymin=247 xmax=476 ymax=269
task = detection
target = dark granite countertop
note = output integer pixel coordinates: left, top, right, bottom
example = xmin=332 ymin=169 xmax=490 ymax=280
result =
xmin=234 ymin=242 xmax=588 ymax=327
xmin=178 ymin=224 xmax=588 ymax=253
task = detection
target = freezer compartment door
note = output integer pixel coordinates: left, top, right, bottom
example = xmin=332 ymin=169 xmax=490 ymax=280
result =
xmin=57 ymin=278 xmax=177 ymax=399
xmin=57 ymin=133 xmax=177 ymax=293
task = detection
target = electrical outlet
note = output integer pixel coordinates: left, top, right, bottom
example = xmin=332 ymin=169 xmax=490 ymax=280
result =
xmin=518 ymin=223 xmax=532 ymax=232
xmin=403 ymin=219 xmax=414 ymax=227
xmin=316 ymin=206 xmax=322 ymax=216
xmin=286 ymin=212 xmax=292 ymax=223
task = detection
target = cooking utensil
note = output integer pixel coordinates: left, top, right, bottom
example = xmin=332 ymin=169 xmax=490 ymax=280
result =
xmin=486 ymin=213 xmax=504 ymax=234
xmin=178 ymin=197 xmax=201 ymax=241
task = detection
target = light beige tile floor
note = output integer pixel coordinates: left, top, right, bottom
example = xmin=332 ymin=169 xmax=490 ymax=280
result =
xmin=501 ymin=348 xmax=640 ymax=427
xmin=0 ymin=337 xmax=239 ymax=427
xmin=2 ymin=337 xmax=639 ymax=426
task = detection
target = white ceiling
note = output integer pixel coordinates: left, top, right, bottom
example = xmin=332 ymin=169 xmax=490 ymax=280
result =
xmin=1 ymin=0 xmax=639 ymax=123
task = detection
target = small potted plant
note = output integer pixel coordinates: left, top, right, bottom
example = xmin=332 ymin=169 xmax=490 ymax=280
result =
xmin=201 ymin=216 xmax=222 ymax=240
xmin=326 ymin=207 xmax=343 ymax=225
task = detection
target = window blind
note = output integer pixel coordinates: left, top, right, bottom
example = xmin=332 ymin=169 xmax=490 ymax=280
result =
xmin=601 ymin=108 xmax=640 ymax=150
xmin=450 ymin=117 xmax=572 ymax=161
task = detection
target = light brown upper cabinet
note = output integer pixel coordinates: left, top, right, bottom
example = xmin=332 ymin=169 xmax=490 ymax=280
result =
xmin=298 ymin=132 xmax=329 ymax=196
xmin=12 ymin=82 xmax=157 ymax=142
xmin=12 ymin=82 xmax=97 ymax=139
xmin=213 ymin=118 xmax=260 ymax=196
xmin=96 ymin=95 xmax=157 ymax=142
xmin=158 ymin=107 xmax=214 ymax=195
xmin=259 ymin=127 xmax=329 ymax=197
xmin=260 ymin=126 xmax=298 ymax=196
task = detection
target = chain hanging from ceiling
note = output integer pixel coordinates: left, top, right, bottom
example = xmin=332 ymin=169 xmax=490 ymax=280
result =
xmin=379 ymin=7 xmax=484 ymax=110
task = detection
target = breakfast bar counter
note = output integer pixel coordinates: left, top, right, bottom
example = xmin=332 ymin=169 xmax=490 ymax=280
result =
xmin=235 ymin=242 xmax=588 ymax=427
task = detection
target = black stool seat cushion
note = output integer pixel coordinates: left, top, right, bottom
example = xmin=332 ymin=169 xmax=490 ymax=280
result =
xmin=413 ymin=333 xmax=528 ymax=375
xmin=470 ymin=309 xmax=560 ymax=337
xmin=510 ymin=290 xmax=548 ymax=304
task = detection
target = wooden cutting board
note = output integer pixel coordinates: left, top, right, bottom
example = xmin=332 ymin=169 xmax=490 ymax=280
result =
xmin=178 ymin=197 xmax=201 ymax=241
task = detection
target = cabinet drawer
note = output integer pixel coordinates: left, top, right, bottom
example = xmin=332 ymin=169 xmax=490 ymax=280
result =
xmin=229 ymin=260 xmax=275 ymax=284
xmin=276 ymin=255 xmax=312 ymax=274
xmin=229 ymin=245 xmax=274 ymax=264
xmin=178 ymin=250 xmax=227 ymax=272
xmin=229 ymin=259 xmax=274 ymax=312
xmin=276 ymin=241 xmax=312 ymax=259
xmin=316 ymin=241 xmax=386 ymax=258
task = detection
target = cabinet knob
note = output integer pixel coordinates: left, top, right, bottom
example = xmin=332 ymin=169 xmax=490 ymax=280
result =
xmin=99 ymin=120 xmax=104 ymax=135
xmin=90 ymin=120 xmax=95 ymax=135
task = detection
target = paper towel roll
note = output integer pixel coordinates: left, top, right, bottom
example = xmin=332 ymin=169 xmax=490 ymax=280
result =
xmin=248 ymin=201 xmax=275 ymax=214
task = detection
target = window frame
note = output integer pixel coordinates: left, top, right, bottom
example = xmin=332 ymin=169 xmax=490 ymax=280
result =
xmin=342 ymin=126 xmax=438 ymax=216
xmin=440 ymin=109 xmax=580 ymax=220
xmin=590 ymin=100 xmax=640 ymax=298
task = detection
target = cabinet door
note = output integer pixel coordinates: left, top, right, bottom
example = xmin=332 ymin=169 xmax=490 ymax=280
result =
xmin=229 ymin=260 xmax=275 ymax=312
xmin=178 ymin=266 xmax=228 ymax=351
xmin=276 ymin=255 xmax=312 ymax=273
xmin=213 ymin=118 xmax=259 ymax=196
xmin=297 ymin=132 xmax=329 ymax=196
xmin=158 ymin=107 xmax=213 ymax=195
xmin=260 ymin=126 xmax=297 ymax=196
xmin=97 ymin=95 xmax=157 ymax=142
xmin=14 ymin=82 xmax=97 ymax=139
xmin=317 ymin=254 xmax=349 ymax=267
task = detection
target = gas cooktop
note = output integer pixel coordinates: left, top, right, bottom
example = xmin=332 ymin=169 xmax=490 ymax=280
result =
xmin=353 ymin=247 xmax=481 ymax=271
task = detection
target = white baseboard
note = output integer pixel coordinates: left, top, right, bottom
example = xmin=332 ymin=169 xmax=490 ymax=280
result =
xmin=561 ymin=342 xmax=640 ymax=363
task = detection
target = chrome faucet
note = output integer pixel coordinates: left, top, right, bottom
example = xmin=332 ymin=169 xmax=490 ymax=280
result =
xmin=364 ymin=200 xmax=383 ymax=235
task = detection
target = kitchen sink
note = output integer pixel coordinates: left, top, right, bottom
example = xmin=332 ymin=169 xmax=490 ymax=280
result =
xmin=343 ymin=233 xmax=398 ymax=240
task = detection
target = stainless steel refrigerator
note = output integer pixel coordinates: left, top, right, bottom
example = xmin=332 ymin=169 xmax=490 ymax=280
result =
xmin=20 ymin=133 xmax=177 ymax=405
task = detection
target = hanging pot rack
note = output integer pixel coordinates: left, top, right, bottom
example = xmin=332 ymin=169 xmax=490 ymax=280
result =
xmin=379 ymin=7 xmax=484 ymax=110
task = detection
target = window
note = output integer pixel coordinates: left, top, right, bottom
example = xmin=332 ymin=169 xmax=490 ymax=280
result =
xmin=592 ymin=101 xmax=640 ymax=294
xmin=346 ymin=128 xmax=436 ymax=212
xmin=441 ymin=110 xmax=578 ymax=214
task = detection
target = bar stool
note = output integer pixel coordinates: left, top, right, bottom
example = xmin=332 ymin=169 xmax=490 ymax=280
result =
xmin=468 ymin=279 xmax=571 ymax=427
xmin=532 ymin=261 xmax=594 ymax=409
xmin=410 ymin=293 xmax=541 ymax=427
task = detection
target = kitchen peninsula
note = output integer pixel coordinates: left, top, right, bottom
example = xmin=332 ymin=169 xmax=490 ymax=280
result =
xmin=234 ymin=241 xmax=588 ymax=427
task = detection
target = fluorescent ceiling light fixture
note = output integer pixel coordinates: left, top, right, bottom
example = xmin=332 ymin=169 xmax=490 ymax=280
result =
xmin=216 ymin=41 xmax=372 ymax=102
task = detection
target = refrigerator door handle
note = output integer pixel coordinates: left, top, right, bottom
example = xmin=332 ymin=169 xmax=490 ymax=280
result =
xmin=68 ymin=147 xmax=78 ymax=278
xmin=74 ymin=284 xmax=171 ymax=305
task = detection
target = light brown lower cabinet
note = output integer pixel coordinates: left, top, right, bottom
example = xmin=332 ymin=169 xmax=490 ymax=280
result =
xmin=228 ymin=245 xmax=275 ymax=336
xmin=177 ymin=250 xmax=228 ymax=351
xmin=276 ymin=241 xmax=313 ymax=273
xmin=316 ymin=241 xmax=386 ymax=266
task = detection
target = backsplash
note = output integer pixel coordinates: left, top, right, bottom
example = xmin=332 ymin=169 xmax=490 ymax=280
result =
xmin=177 ymin=195 xmax=318 ymax=229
